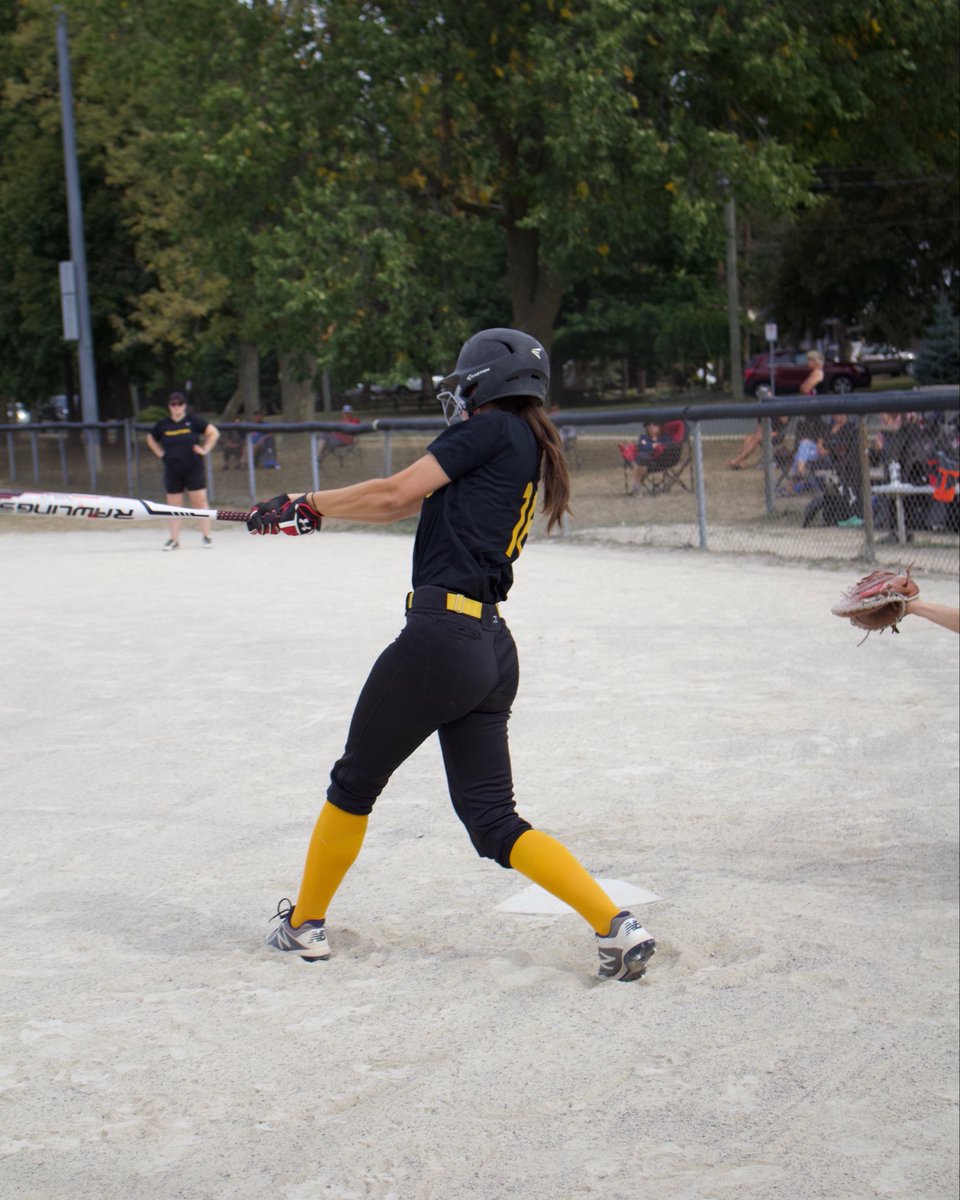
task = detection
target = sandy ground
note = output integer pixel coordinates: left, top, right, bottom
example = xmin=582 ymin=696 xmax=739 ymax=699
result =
xmin=1 ymin=521 xmax=958 ymax=1200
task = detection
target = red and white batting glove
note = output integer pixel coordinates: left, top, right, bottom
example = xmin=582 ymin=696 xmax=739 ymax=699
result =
xmin=276 ymin=495 xmax=322 ymax=536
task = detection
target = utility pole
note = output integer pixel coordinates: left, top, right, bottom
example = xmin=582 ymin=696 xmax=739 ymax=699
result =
xmin=56 ymin=8 xmax=99 ymax=449
xmin=723 ymin=194 xmax=744 ymax=402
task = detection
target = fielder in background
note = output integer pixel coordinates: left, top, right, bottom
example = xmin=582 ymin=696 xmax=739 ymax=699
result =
xmin=247 ymin=327 xmax=657 ymax=983
xmin=145 ymin=392 xmax=220 ymax=551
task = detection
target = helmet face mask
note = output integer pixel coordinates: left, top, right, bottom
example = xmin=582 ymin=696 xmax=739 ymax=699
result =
xmin=437 ymin=328 xmax=549 ymax=425
xmin=437 ymin=380 xmax=473 ymax=425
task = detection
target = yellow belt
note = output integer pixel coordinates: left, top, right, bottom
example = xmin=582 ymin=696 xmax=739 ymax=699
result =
xmin=406 ymin=590 xmax=494 ymax=620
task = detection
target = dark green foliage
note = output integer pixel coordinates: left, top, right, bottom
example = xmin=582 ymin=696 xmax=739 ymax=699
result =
xmin=913 ymin=296 xmax=960 ymax=385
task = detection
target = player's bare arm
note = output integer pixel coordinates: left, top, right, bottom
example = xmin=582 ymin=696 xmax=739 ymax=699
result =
xmin=906 ymin=598 xmax=960 ymax=633
xmin=195 ymin=426 xmax=220 ymax=456
xmin=300 ymin=454 xmax=451 ymax=524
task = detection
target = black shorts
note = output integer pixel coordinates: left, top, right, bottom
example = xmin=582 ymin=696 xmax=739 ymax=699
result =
xmin=326 ymin=586 xmax=530 ymax=868
xmin=163 ymin=458 xmax=206 ymax=494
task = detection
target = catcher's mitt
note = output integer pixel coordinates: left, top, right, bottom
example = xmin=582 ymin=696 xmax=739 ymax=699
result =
xmin=831 ymin=567 xmax=920 ymax=640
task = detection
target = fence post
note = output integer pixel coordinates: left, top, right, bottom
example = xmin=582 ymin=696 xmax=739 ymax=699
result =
xmin=310 ymin=434 xmax=320 ymax=493
xmin=692 ymin=422 xmax=708 ymax=549
xmin=134 ymin=423 xmax=143 ymax=496
xmin=122 ymin=421 xmax=133 ymax=494
xmin=761 ymin=420 xmax=776 ymax=514
xmin=383 ymin=429 xmax=393 ymax=478
xmin=205 ymin=449 xmax=215 ymax=503
xmin=245 ymin=435 xmax=257 ymax=502
xmin=84 ymin=427 xmax=97 ymax=490
xmin=6 ymin=431 xmax=15 ymax=482
xmin=57 ymin=430 xmax=68 ymax=486
xmin=29 ymin=430 xmax=40 ymax=484
xmin=858 ymin=415 xmax=876 ymax=563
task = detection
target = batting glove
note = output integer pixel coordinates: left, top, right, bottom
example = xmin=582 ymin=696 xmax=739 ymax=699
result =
xmin=276 ymin=495 xmax=322 ymax=537
xmin=246 ymin=493 xmax=290 ymax=535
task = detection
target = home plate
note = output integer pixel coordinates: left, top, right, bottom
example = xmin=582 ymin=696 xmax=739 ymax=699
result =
xmin=496 ymin=879 xmax=662 ymax=915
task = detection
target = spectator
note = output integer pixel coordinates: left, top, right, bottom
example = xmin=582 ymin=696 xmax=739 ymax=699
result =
xmin=221 ymin=419 xmax=244 ymax=470
xmin=145 ymin=392 xmax=220 ymax=550
xmin=317 ymin=403 xmax=361 ymax=461
xmin=728 ymin=350 xmax=824 ymax=469
xmin=824 ymin=412 xmax=863 ymax=525
xmin=787 ymin=412 xmax=828 ymax=489
xmin=628 ymin=420 xmax=687 ymax=494
xmin=244 ymin=412 xmax=280 ymax=470
xmin=629 ymin=422 xmax=664 ymax=494
xmin=549 ymin=404 xmax=579 ymax=463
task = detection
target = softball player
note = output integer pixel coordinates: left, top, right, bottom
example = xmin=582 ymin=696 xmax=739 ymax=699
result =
xmin=247 ymin=328 xmax=656 ymax=982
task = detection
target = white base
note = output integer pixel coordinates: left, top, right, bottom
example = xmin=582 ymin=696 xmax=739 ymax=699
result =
xmin=496 ymin=879 xmax=662 ymax=915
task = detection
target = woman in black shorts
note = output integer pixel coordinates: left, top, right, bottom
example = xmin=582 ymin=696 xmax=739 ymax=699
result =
xmin=247 ymin=328 xmax=656 ymax=983
xmin=146 ymin=392 xmax=220 ymax=550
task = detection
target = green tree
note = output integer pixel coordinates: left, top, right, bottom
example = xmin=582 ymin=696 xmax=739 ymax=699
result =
xmin=762 ymin=0 xmax=959 ymax=344
xmin=913 ymin=295 xmax=960 ymax=385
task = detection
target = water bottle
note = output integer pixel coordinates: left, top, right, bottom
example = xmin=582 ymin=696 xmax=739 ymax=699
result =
xmin=889 ymin=461 xmax=901 ymax=484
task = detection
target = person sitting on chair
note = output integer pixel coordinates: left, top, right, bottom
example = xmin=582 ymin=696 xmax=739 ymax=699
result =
xmin=221 ymin=419 xmax=244 ymax=470
xmin=317 ymin=403 xmax=360 ymax=461
xmin=244 ymin=411 xmax=280 ymax=470
xmin=629 ymin=422 xmax=665 ymax=494
xmin=787 ymin=412 xmax=828 ymax=490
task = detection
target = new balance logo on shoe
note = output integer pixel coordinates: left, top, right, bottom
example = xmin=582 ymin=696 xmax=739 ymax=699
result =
xmin=596 ymin=911 xmax=656 ymax=983
xmin=266 ymin=898 xmax=330 ymax=962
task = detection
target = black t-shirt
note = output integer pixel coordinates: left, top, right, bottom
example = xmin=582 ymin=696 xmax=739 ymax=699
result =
xmin=150 ymin=415 xmax=210 ymax=467
xmin=413 ymin=409 xmax=541 ymax=604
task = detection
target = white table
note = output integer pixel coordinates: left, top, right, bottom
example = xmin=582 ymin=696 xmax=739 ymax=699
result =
xmin=871 ymin=481 xmax=934 ymax=544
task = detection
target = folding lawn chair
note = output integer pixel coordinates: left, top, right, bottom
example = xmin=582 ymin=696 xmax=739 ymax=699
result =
xmin=619 ymin=420 xmax=692 ymax=496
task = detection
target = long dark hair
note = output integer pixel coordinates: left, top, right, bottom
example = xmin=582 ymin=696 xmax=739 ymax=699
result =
xmin=495 ymin=398 xmax=572 ymax=532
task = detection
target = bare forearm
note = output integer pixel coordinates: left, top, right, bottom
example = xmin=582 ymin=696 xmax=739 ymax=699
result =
xmin=296 ymin=478 xmax=421 ymax=524
xmin=906 ymin=599 xmax=960 ymax=633
xmin=274 ymin=454 xmax=446 ymax=525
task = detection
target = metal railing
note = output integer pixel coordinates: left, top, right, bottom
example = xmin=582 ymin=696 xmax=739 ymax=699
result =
xmin=3 ymin=388 xmax=958 ymax=573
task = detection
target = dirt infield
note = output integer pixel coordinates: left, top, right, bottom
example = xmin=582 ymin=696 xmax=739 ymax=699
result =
xmin=1 ymin=523 xmax=958 ymax=1200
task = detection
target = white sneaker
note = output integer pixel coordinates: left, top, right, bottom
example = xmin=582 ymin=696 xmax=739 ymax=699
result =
xmin=596 ymin=911 xmax=656 ymax=982
xmin=266 ymin=898 xmax=330 ymax=961
xmin=162 ymin=539 xmax=179 ymax=552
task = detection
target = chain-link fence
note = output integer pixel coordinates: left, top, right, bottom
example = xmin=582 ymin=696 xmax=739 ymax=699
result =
xmin=3 ymin=389 xmax=958 ymax=575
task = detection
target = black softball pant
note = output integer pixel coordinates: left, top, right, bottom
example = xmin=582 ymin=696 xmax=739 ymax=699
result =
xmin=326 ymin=595 xmax=531 ymax=868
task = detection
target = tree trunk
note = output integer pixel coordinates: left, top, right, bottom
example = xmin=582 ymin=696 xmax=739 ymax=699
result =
xmin=279 ymin=352 xmax=317 ymax=422
xmin=505 ymin=225 xmax=564 ymax=349
xmin=238 ymin=341 xmax=259 ymax=419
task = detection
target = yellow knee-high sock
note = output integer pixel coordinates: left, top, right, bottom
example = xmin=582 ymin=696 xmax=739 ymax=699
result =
xmin=509 ymin=829 xmax=620 ymax=935
xmin=291 ymin=802 xmax=368 ymax=926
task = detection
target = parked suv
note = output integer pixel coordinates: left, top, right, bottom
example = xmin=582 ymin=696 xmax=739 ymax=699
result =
xmin=743 ymin=351 xmax=871 ymax=396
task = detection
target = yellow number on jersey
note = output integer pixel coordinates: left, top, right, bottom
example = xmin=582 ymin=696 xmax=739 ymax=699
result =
xmin=505 ymin=482 xmax=537 ymax=558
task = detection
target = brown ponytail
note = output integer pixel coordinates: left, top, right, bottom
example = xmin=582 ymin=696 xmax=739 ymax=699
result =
xmin=495 ymin=399 xmax=572 ymax=532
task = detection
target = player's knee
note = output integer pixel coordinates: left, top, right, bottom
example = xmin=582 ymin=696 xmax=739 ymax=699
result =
xmin=465 ymin=816 xmax=532 ymax=869
xmin=326 ymin=782 xmax=377 ymax=817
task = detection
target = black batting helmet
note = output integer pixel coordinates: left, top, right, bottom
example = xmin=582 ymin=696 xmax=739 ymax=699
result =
xmin=437 ymin=327 xmax=549 ymax=423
